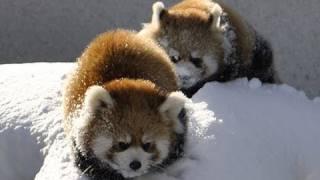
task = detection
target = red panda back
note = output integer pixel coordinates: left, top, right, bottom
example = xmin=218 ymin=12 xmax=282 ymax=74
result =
xmin=63 ymin=30 xmax=178 ymax=119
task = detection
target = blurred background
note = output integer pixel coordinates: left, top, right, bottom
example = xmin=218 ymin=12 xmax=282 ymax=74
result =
xmin=1 ymin=0 xmax=319 ymax=97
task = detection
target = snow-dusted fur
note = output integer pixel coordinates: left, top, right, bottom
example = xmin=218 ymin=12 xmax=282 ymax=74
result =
xmin=140 ymin=0 xmax=279 ymax=97
xmin=83 ymin=85 xmax=114 ymax=114
xmin=159 ymin=91 xmax=190 ymax=134
xmin=62 ymin=30 xmax=189 ymax=179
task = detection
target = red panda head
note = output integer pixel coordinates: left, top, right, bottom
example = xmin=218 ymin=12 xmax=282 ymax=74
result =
xmin=72 ymin=79 xmax=188 ymax=178
xmin=140 ymin=0 xmax=225 ymax=88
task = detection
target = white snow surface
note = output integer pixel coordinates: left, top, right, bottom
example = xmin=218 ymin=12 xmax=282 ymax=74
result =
xmin=0 ymin=63 xmax=320 ymax=180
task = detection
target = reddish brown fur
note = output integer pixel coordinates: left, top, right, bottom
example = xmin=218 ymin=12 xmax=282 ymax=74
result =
xmin=142 ymin=0 xmax=254 ymax=66
xmin=159 ymin=0 xmax=225 ymax=62
xmin=63 ymin=30 xmax=179 ymax=138
xmin=173 ymin=0 xmax=254 ymax=65
xmin=102 ymin=79 xmax=174 ymax=142
xmin=169 ymin=0 xmax=254 ymax=65
xmin=170 ymin=0 xmax=216 ymax=14
xmin=79 ymin=80 xmax=175 ymax=161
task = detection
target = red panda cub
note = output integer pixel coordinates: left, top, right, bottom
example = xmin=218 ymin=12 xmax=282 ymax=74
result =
xmin=63 ymin=30 xmax=189 ymax=179
xmin=140 ymin=0 xmax=279 ymax=97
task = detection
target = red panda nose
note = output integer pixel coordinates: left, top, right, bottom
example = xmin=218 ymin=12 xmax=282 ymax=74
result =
xmin=129 ymin=160 xmax=141 ymax=170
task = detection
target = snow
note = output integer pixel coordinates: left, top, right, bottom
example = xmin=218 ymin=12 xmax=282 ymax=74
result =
xmin=175 ymin=61 xmax=203 ymax=88
xmin=0 ymin=63 xmax=320 ymax=180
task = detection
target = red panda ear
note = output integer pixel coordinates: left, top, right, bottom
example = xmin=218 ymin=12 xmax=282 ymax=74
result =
xmin=84 ymin=85 xmax=114 ymax=113
xmin=208 ymin=4 xmax=223 ymax=32
xmin=138 ymin=1 xmax=167 ymax=37
xmin=159 ymin=91 xmax=189 ymax=134
xmin=152 ymin=1 xmax=167 ymax=25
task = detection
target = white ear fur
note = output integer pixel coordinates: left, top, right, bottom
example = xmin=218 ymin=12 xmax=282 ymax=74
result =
xmin=152 ymin=1 xmax=165 ymax=26
xmin=71 ymin=86 xmax=113 ymax=153
xmin=210 ymin=4 xmax=223 ymax=32
xmin=159 ymin=91 xmax=189 ymax=134
xmin=84 ymin=85 xmax=114 ymax=113
xmin=138 ymin=1 xmax=165 ymax=38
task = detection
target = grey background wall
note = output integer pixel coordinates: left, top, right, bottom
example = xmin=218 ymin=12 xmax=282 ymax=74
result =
xmin=1 ymin=0 xmax=320 ymax=97
xmin=0 ymin=0 xmax=178 ymax=62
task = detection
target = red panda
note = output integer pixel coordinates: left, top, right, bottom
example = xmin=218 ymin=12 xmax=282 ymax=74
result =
xmin=63 ymin=30 xmax=189 ymax=179
xmin=140 ymin=0 xmax=279 ymax=97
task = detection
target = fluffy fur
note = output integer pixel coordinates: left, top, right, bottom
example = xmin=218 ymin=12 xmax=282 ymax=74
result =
xmin=140 ymin=0 xmax=279 ymax=97
xmin=63 ymin=30 xmax=189 ymax=179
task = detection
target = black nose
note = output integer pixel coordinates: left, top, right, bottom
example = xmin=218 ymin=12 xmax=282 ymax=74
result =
xmin=129 ymin=160 xmax=141 ymax=170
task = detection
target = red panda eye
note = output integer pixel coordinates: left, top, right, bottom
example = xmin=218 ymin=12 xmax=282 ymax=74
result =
xmin=142 ymin=143 xmax=152 ymax=152
xmin=189 ymin=57 xmax=203 ymax=68
xmin=170 ymin=56 xmax=180 ymax=63
xmin=118 ymin=142 xmax=130 ymax=151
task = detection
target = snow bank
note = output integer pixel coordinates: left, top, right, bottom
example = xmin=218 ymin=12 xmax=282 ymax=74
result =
xmin=0 ymin=63 xmax=319 ymax=180
xmin=0 ymin=63 xmax=72 ymax=180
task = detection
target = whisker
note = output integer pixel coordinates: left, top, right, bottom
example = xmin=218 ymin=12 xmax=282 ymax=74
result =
xmin=81 ymin=165 xmax=93 ymax=175
xmin=151 ymin=164 xmax=166 ymax=172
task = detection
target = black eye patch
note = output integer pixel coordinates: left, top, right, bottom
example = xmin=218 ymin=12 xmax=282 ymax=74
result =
xmin=142 ymin=143 xmax=152 ymax=152
xmin=170 ymin=56 xmax=181 ymax=63
xmin=189 ymin=57 xmax=203 ymax=68
xmin=117 ymin=142 xmax=130 ymax=151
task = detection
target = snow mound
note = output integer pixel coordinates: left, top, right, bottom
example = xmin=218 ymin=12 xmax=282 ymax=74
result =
xmin=0 ymin=63 xmax=319 ymax=180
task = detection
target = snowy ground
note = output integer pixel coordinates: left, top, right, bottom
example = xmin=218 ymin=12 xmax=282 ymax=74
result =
xmin=0 ymin=63 xmax=320 ymax=180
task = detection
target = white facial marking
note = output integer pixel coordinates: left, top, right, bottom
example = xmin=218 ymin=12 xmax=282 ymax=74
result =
xmin=142 ymin=134 xmax=151 ymax=144
xmin=92 ymin=135 xmax=113 ymax=160
xmin=175 ymin=61 xmax=203 ymax=88
xmin=113 ymin=147 xmax=152 ymax=178
xmin=203 ymin=55 xmax=218 ymax=77
xmin=159 ymin=36 xmax=169 ymax=47
xmin=168 ymin=48 xmax=180 ymax=57
xmin=191 ymin=51 xmax=200 ymax=58
xmin=119 ymin=134 xmax=132 ymax=143
xmin=155 ymin=139 xmax=170 ymax=163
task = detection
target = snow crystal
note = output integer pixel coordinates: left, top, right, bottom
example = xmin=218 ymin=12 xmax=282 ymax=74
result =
xmin=175 ymin=61 xmax=203 ymax=88
xmin=248 ymin=78 xmax=262 ymax=89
